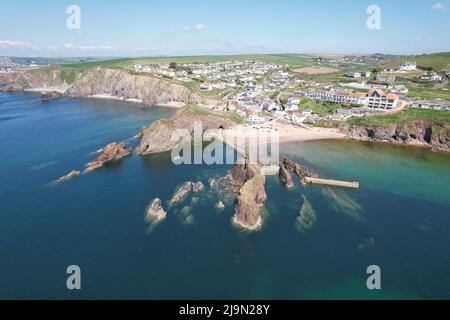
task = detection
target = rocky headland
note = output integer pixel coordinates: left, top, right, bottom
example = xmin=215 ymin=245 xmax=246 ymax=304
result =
xmin=135 ymin=107 xmax=235 ymax=155
xmin=1 ymin=67 xmax=219 ymax=107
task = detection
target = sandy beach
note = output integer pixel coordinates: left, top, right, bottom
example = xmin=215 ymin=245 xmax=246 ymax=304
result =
xmin=221 ymin=121 xmax=345 ymax=143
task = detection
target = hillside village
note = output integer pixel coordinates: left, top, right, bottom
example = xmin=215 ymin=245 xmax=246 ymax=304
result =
xmin=133 ymin=57 xmax=450 ymax=126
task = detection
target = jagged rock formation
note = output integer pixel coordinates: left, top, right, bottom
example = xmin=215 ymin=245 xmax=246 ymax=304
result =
xmin=145 ymin=198 xmax=167 ymax=223
xmin=57 ymin=170 xmax=80 ymax=182
xmin=2 ymin=67 xmax=218 ymax=107
xmin=84 ymin=142 xmax=132 ymax=173
xmin=281 ymin=158 xmax=319 ymax=183
xmin=169 ymin=182 xmax=193 ymax=206
xmin=215 ymin=201 xmax=225 ymax=211
xmin=135 ymin=108 xmax=234 ymax=155
xmin=226 ymin=162 xmax=267 ymax=231
xmin=193 ymin=181 xmax=205 ymax=193
xmin=279 ymin=164 xmax=294 ymax=188
xmin=340 ymin=122 xmax=450 ymax=152
xmin=41 ymin=91 xmax=62 ymax=102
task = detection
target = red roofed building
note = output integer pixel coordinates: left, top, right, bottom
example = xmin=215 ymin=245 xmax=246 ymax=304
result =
xmin=366 ymin=89 xmax=399 ymax=110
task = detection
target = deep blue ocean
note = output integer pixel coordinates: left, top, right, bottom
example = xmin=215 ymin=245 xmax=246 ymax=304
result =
xmin=0 ymin=92 xmax=449 ymax=299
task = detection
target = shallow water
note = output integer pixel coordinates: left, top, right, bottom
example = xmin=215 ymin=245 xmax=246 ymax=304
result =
xmin=0 ymin=92 xmax=449 ymax=299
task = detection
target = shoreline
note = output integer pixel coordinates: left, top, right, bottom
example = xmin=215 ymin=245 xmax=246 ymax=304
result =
xmin=222 ymin=122 xmax=346 ymax=144
xmin=5 ymin=89 xmax=448 ymax=152
xmin=22 ymin=88 xmax=186 ymax=109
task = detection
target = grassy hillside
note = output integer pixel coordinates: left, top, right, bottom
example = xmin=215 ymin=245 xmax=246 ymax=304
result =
xmin=65 ymin=54 xmax=314 ymax=70
xmin=382 ymin=52 xmax=450 ymax=71
xmin=348 ymin=108 xmax=450 ymax=128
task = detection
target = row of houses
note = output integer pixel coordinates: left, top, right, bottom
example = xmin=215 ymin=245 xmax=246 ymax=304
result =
xmin=344 ymin=71 xmax=371 ymax=78
xmin=305 ymin=90 xmax=366 ymax=105
xmin=305 ymin=89 xmax=400 ymax=110
xmin=411 ymin=101 xmax=450 ymax=111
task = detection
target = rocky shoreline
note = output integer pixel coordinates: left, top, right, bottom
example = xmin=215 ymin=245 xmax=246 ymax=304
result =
xmin=340 ymin=123 xmax=450 ymax=153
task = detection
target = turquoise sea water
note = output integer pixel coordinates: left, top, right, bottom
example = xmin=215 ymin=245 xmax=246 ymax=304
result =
xmin=0 ymin=92 xmax=449 ymax=300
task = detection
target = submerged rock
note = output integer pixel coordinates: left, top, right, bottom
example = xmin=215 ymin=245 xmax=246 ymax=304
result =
xmin=145 ymin=198 xmax=167 ymax=223
xmin=57 ymin=170 xmax=80 ymax=182
xmin=169 ymin=182 xmax=193 ymax=206
xmin=322 ymin=189 xmax=363 ymax=221
xmin=193 ymin=181 xmax=205 ymax=193
xmin=295 ymin=195 xmax=317 ymax=234
xmin=179 ymin=206 xmax=195 ymax=225
xmin=85 ymin=142 xmax=132 ymax=173
xmin=215 ymin=201 xmax=225 ymax=211
xmin=357 ymin=237 xmax=375 ymax=251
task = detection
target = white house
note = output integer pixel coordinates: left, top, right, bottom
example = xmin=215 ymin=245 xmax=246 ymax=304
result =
xmin=397 ymin=62 xmax=417 ymax=71
xmin=306 ymin=90 xmax=366 ymax=105
xmin=285 ymin=98 xmax=300 ymax=111
xmin=421 ymin=73 xmax=443 ymax=81
xmin=388 ymin=85 xmax=409 ymax=94
xmin=365 ymin=89 xmax=399 ymax=110
xmin=344 ymin=72 xmax=362 ymax=78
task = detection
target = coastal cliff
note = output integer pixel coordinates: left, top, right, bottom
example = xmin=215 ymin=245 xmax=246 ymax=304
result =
xmin=340 ymin=121 xmax=450 ymax=152
xmin=1 ymin=67 xmax=216 ymax=107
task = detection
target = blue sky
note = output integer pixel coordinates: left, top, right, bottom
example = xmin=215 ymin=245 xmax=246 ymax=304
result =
xmin=0 ymin=0 xmax=449 ymax=57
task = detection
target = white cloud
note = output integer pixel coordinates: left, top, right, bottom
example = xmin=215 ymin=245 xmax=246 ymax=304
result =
xmin=431 ymin=2 xmax=446 ymax=10
xmin=63 ymin=43 xmax=119 ymax=51
xmin=195 ymin=24 xmax=206 ymax=31
xmin=183 ymin=24 xmax=206 ymax=32
xmin=0 ymin=40 xmax=39 ymax=50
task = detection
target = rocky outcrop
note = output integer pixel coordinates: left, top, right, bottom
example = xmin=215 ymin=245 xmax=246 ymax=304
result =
xmin=281 ymin=158 xmax=319 ymax=183
xmin=226 ymin=162 xmax=267 ymax=231
xmin=169 ymin=182 xmax=193 ymax=206
xmin=279 ymin=164 xmax=294 ymax=188
xmin=145 ymin=198 xmax=167 ymax=223
xmin=135 ymin=108 xmax=235 ymax=155
xmin=57 ymin=170 xmax=80 ymax=182
xmin=193 ymin=181 xmax=205 ymax=193
xmin=215 ymin=201 xmax=225 ymax=211
xmin=340 ymin=122 xmax=450 ymax=152
xmin=84 ymin=142 xmax=132 ymax=173
xmin=41 ymin=91 xmax=62 ymax=102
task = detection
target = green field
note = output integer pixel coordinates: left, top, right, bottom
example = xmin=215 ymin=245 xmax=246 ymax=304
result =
xmin=65 ymin=53 xmax=314 ymax=70
xmin=382 ymin=52 xmax=450 ymax=72
xmin=402 ymin=83 xmax=450 ymax=101
xmin=348 ymin=108 xmax=450 ymax=130
xmin=185 ymin=105 xmax=245 ymax=124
